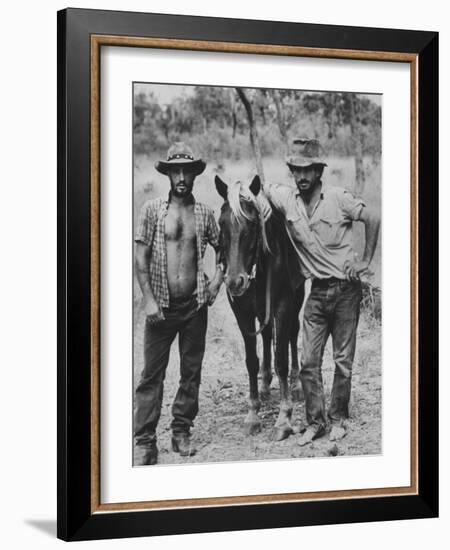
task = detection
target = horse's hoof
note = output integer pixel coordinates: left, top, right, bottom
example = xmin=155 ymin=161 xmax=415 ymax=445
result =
xmin=291 ymin=386 xmax=304 ymax=402
xmin=271 ymin=426 xmax=293 ymax=442
xmin=260 ymin=386 xmax=271 ymax=401
xmin=243 ymin=421 xmax=262 ymax=436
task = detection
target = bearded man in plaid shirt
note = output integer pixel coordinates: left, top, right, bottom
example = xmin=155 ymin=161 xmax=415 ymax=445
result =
xmin=134 ymin=142 xmax=223 ymax=466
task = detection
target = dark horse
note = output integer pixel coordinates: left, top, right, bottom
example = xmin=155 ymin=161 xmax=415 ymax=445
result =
xmin=215 ymin=175 xmax=305 ymax=441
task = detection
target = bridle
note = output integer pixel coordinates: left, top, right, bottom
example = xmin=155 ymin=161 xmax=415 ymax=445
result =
xmin=223 ymin=200 xmax=272 ymax=337
xmin=245 ymin=216 xmax=261 ymax=283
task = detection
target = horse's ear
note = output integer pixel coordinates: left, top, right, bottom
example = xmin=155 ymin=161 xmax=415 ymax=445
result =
xmin=249 ymin=175 xmax=261 ymax=196
xmin=215 ymin=175 xmax=228 ymax=200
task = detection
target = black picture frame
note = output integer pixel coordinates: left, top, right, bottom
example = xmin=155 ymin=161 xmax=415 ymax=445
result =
xmin=57 ymin=7 xmax=438 ymax=541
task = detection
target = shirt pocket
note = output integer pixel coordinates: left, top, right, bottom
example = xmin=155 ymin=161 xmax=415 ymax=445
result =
xmin=311 ymin=216 xmax=347 ymax=247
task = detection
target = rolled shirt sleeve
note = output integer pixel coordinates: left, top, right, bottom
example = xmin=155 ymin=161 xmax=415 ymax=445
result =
xmin=206 ymin=209 xmax=220 ymax=250
xmin=263 ymin=183 xmax=297 ymax=217
xmin=336 ymin=188 xmax=365 ymax=221
xmin=135 ymin=200 xmax=157 ymax=246
xmin=264 ymin=182 xmax=312 ymax=246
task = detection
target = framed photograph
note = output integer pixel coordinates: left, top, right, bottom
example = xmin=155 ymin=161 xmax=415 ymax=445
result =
xmin=57 ymin=8 xmax=438 ymax=541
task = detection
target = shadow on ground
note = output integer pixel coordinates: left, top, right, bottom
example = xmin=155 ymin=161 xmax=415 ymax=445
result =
xmin=25 ymin=519 xmax=56 ymax=537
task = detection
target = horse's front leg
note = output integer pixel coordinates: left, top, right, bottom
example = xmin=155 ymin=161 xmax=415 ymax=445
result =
xmin=260 ymin=323 xmax=272 ymax=400
xmin=272 ymin=307 xmax=294 ymax=441
xmin=241 ymin=332 xmax=262 ymax=435
xmin=229 ymin=296 xmax=262 ymax=435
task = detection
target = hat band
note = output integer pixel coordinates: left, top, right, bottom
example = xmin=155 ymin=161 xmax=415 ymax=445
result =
xmin=167 ymin=153 xmax=194 ymax=161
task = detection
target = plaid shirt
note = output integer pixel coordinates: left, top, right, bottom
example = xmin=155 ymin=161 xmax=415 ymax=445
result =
xmin=135 ymin=194 xmax=220 ymax=308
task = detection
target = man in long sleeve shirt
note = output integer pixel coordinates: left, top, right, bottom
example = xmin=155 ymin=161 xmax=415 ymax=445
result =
xmin=264 ymin=139 xmax=380 ymax=445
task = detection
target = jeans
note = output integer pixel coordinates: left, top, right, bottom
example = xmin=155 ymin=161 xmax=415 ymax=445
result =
xmin=134 ymin=295 xmax=208 ymax=446
xmin=300 ymin=278 xmax=362 ymax=430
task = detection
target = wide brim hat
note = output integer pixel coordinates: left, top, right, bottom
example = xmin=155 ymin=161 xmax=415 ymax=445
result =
xmin=155 ymin=141 xmax=206 ymax=176
xmin=286 ymin=138 xmax=327 ymax=168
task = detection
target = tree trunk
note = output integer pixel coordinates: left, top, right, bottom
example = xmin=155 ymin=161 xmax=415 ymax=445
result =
xmin=236 ymin=87 xmax=265 ymax=184
xmin=348 ymin=93 xmax=365 ymax=195
xmin=325 ymin=93 xmax=338 ymax=140
xmin=271 ymin=89 xmax=289 ymax=154
xmin=229 ymin=88 xmax=238 ymax=138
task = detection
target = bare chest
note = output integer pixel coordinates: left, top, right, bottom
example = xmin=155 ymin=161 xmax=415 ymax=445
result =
xmin=164 ymin=205 xmax=196 ymax=243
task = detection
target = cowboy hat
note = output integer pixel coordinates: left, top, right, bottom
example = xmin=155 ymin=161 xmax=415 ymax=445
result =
xmin=155 ymin=142 xmax=206 ymax=176
xmin=286 ymin=138 xmax=328 ymax=168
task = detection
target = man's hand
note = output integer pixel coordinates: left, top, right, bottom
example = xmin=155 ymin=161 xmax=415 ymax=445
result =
xmin=144 ymin=298 xmax=165 ymax=325
xmin=206 ymin=281 xmax=221 ymax=306
xmin=343 ymin=259 xmax=370 ymax=281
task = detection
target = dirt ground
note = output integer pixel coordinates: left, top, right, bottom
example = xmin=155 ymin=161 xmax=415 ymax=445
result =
xmin=133 ymin=283 xmax=382 ymax=466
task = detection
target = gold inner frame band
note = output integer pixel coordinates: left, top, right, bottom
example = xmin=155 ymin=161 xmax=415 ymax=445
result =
xmin=90 ymin=34 xmax=419 ymax=514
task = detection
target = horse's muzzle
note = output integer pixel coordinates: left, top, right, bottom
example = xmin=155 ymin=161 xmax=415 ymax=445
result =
xmin=225 ymin=273 xmax=250 ymax=297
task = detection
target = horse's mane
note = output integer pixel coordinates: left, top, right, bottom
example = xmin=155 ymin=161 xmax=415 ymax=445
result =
xmin=227 ymin=180 xmax=271 ymax=253
xmin=227 ymin=180 xmax=255 ymax=222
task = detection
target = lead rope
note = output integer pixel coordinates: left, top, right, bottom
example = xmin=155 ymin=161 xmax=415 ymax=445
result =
xmin=225 ymin=205 xmax=273 ymax=337
xmin=246 ymin=218 xmax=272 ymax=337
xmin=250 ymin=260 xmax=272 ymax=336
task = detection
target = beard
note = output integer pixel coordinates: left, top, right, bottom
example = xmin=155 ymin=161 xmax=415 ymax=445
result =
xmin=297 ymin=176 xmax=321 ymax=193
xmin=171 ymin=182 xmax=193 ymax=197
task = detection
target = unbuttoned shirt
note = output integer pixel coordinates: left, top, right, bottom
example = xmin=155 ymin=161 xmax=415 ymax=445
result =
xmin=265 ymin=183 xmax=365 ymax=280
xmin=135 ymin=194 xmax=220 ymax=308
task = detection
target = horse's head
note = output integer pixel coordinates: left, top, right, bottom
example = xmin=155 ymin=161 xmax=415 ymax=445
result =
xmin=215 ymin=174 xmax=263 ymax=297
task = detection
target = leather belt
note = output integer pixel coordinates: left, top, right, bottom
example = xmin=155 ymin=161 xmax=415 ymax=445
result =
xmin=312 ymin=277 xmax=344 ymax=288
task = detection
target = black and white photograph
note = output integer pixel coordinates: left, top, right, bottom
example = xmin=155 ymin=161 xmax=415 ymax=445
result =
xmin=132 ymin=82 xmax=382 ymax=467
xmin=0 ymin=0 xmax=443 ymax=546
